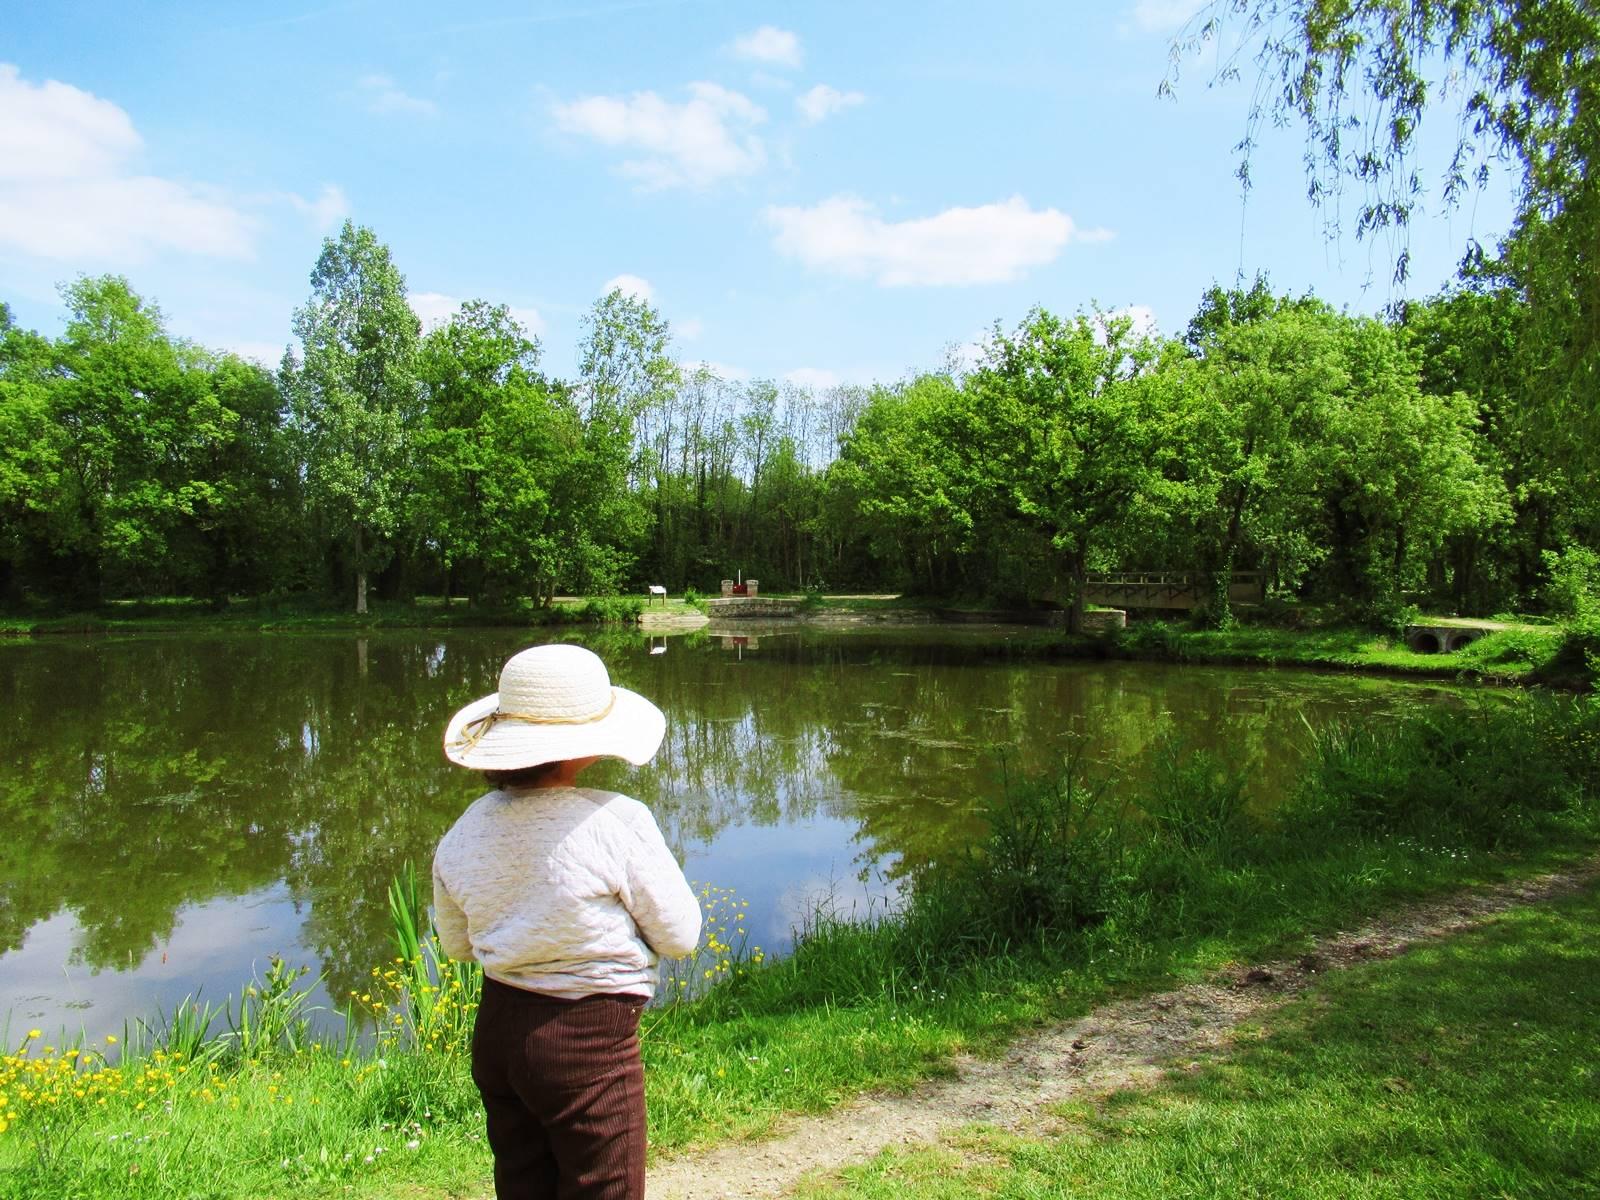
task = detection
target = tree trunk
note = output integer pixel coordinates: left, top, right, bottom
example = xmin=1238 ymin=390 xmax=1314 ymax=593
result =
xmin=1065 ymin=551 xmax=1087 ymax=634
xmin=354 ymin=525 xmax=368 ymax=614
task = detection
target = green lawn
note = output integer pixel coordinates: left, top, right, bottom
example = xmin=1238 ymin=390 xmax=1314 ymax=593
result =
xmin=798 ymin=880 xmax=1600 ymax=1200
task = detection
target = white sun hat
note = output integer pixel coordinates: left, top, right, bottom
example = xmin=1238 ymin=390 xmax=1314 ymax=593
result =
xmin=443 ymin=643 xmax=666 ymax=770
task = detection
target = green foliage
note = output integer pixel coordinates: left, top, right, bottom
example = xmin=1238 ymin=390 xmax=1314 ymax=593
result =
xmin=953 ymin=753 xmax=1133 ymax=943
xmin=1181 ymin=1 xmax=1600 ymax=541
xmin=572 ymin=595 xmax=644 ymax=623
xmin=1288 ymin=697 xmax=1598 ymax=847
xmin=1 ymin=223 xmax=1593 ymax=621
xmin=1541 ymin=544 xmax=1600 ymax=620
xmin=1139 ymin=737 xmax=1251 ymax=862
xmin=288 ymin=220 xmax=420 ymax=613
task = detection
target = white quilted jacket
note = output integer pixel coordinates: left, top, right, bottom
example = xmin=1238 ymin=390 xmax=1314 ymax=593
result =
xmin=432 ymin=786 xmax=702 ymax=999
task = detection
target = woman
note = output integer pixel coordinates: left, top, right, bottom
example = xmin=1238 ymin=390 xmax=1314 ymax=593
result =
xmin=434 ymin=643 xmax=701 ymax=1200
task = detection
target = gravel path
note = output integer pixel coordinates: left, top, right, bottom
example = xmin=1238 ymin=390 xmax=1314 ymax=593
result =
xmin=645 ymin=859 xmax=1600 ymax=1199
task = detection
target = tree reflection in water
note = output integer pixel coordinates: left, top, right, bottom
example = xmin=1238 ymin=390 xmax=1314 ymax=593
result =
xmin=0 ymin=629 xmax=1485 ymax=1033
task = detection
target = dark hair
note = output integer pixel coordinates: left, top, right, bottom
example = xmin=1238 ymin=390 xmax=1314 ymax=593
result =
xmin=483 ymin=762 xmax=562 ymax=789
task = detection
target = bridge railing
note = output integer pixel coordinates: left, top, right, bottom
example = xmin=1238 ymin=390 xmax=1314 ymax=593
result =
xmin=1083 ymin=571 xmax=1265 ymax=610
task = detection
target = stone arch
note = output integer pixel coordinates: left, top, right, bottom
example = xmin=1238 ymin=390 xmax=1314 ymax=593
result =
xmin=1410 ymin=630 xmax=1441 ymax=654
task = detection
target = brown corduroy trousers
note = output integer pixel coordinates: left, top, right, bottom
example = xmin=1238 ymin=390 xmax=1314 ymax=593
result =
xmin=471 ymin=977 xmax=649 ymax=1200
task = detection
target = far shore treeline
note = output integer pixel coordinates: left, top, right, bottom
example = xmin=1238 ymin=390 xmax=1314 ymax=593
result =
xmin=2 ymin=220 xmax=1597 ymax=627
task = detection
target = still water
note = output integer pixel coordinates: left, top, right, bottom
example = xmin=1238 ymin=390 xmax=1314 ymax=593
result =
xmin=0 ymin=626 xmax=1492 ymax=1037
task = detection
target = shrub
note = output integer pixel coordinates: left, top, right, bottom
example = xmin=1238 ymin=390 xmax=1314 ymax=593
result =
xmin=1286 ymin=697 xmax=1595 ymax=848
xmin=933 ymin=753 xmax=1132 ymax=946
xmin=1139 ymin=738 xmax=1252 ymax=862
xmin=574 ymin=596 xmax=644 ymax=623
xmin=1107 ymin=619 xmax=1182 ymax=658
xmin=1541 ymin=545 xmax=1600 ymax=620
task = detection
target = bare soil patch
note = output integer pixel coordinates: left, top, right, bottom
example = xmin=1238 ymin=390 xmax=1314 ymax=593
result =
xmin=646 ymin=858 xmax=1600 ymax=1199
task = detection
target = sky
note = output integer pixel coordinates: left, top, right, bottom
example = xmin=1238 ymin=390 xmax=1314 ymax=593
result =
xmin=1 ymin=0 xmax=1517 ymax=387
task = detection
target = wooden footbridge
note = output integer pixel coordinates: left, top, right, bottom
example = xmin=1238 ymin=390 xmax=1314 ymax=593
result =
xmin=1084 ymin=572 xmax=1265 ymax=611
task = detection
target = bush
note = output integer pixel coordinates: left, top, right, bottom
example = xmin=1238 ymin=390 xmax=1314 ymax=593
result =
xmin=1541 ymin=545 xmax=1600 ymax=620
xmin=1106 ymin=619 xmax=1183 ymax=658
xmin=1531 ymin=617 xmax=1600 ymax=691
xmin=1347 ymin=596 xmax=1420 ymax=638
xmin=1286 ymin=697 xmax=1596 ymax=848
xmin=573 ymin=596 xmax=644 ymax=623
xmin=934 ymin=753 xmax=1132 ymax=946
xmin=1139 ymin=738 xmax=1252 ymax=862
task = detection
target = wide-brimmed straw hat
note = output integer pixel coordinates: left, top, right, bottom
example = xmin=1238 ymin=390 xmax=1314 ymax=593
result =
xmin=443 ymin=644 xmax=665 ymax=770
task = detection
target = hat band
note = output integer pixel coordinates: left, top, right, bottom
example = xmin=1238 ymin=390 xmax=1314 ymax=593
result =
xmin=452 ymin=694 xmax=617 ymax=753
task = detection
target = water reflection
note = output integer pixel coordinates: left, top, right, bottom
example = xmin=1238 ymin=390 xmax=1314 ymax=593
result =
xmin=0 ymin=628 xmax=1492 ymax=1034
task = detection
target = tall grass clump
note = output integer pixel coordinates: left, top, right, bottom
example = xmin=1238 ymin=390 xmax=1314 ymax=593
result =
xmin=946 ymin=752 xmax=1132 ymax=944
xmin=1287 ymin=695 xmax=1600 ymax=848
xmin=573 ymin=596 xmax=645 ymax=623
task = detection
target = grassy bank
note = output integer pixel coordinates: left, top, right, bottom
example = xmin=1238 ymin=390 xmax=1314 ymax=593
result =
xmin=2 ymin=696 xmax=1596 ymax=1198
xmin=797 ymin=595 xmax=1595 ymax=689
xmin=1091 ymin=619 xmax=1596 ymax=689
xmin=0 ymin=595 xmax=646 ymax=637
xmin=6 ymin=593 xmax=1593 ymax=693
xmin=798 ymin=877 xmax=1600 ymax=1199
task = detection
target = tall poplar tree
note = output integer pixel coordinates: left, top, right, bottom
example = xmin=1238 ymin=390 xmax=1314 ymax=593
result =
xmin=289 ymin=222 xmax=419 ymax=613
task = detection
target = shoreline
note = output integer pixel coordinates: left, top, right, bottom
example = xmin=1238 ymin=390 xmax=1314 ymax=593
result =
xmin=4 ymin=598 xmax=1588 ymax=690
xmin=3 ymin=695 xmax=1596 ymax=1197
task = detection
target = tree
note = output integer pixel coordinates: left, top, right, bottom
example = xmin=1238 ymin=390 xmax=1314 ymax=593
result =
xmin=415 ymin=300 xmax=585 ymax=604
xmin=1177 ymin=1 xmax=1600 ymax=474
xmin=46 ymin=277 xmax=209 ymax=601
xmin=576 ymin=290 xmax=677 ymax=590
xmin=832 ymin=374 xmax=1000 ymax=595
xmin=970 ymin=309 xmax=1164 ymax=630
xmin=0 ymin=304 xmax=59 ymax=603
xmin=289 ymin=221 xmax=419 ymax=613
xmin=1400 ymin=286 xmax=1566 ymax=609
xmin=1310 ymin=315 xmax=1509 ymax=610
xmin=176 ymin=354 xmax=295 ymax=607
xmin=1173 ymin=297 xmax=1348 ymax=619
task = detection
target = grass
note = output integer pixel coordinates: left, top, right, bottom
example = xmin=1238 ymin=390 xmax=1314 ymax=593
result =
xmin=2 ymin=697 xmax=1596 ymax=1198
xmin=7 ymin=592 xmax=1591 ymax=691
xmin=1094 ymin=620 xmax=1587 ymax=688
xmin=794 ymin=879 xmax=1600 ymax=1200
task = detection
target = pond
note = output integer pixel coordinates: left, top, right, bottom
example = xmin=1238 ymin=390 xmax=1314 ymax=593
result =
xmin=0 ymin=625 xmax=1496 ymax=1038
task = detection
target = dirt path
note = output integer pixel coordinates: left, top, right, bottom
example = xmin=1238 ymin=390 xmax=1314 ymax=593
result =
xmin=646 ymin=859 xmax=1600 ymax=1200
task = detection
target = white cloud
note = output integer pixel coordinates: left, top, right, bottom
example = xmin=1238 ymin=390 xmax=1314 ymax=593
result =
xmin=784 ymin=367 xmax=840 ymax=389
xmin=0 ymin=63 xmax=256 ymax=262
xmin=682 ymin=358 xmax=752 ymax=382
xmin=285 ymin=184 xmax=349 ymax=231
xmin=1093 ymin=304 xmax=1160 ymax=343
xmin=553 ymin=83 xmax=766 ymax=188
xmin=728 ymin=26 xmax=802 ymax=68
xmin=765 ymin=195 xmax=1102 ymax=287
xmin=223 ymin=340 xmax=291 ymax=366
xmin=410 ymin=291 xmax=546 ymax=337
xmin=411 ymin=291 xmax=461 ymax=329
xmin=600 ymin=274 xmax=654 ymax=303
xmin=507 ymin=305 xmax=544 ymax=336
xmin=357 ymin=74 xmax=437 ymax=117
xmin=796 ymin=84 xmax=865 ymax=125
xmin=1115 ymin=304 xmax=1159 ymax=338
xmin=1130 ymin=0 xmax=1207 ymax=33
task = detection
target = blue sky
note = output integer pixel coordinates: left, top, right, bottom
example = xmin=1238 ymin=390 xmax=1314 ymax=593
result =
xmin=2 ymin=0 xmax=1516 ymax=387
